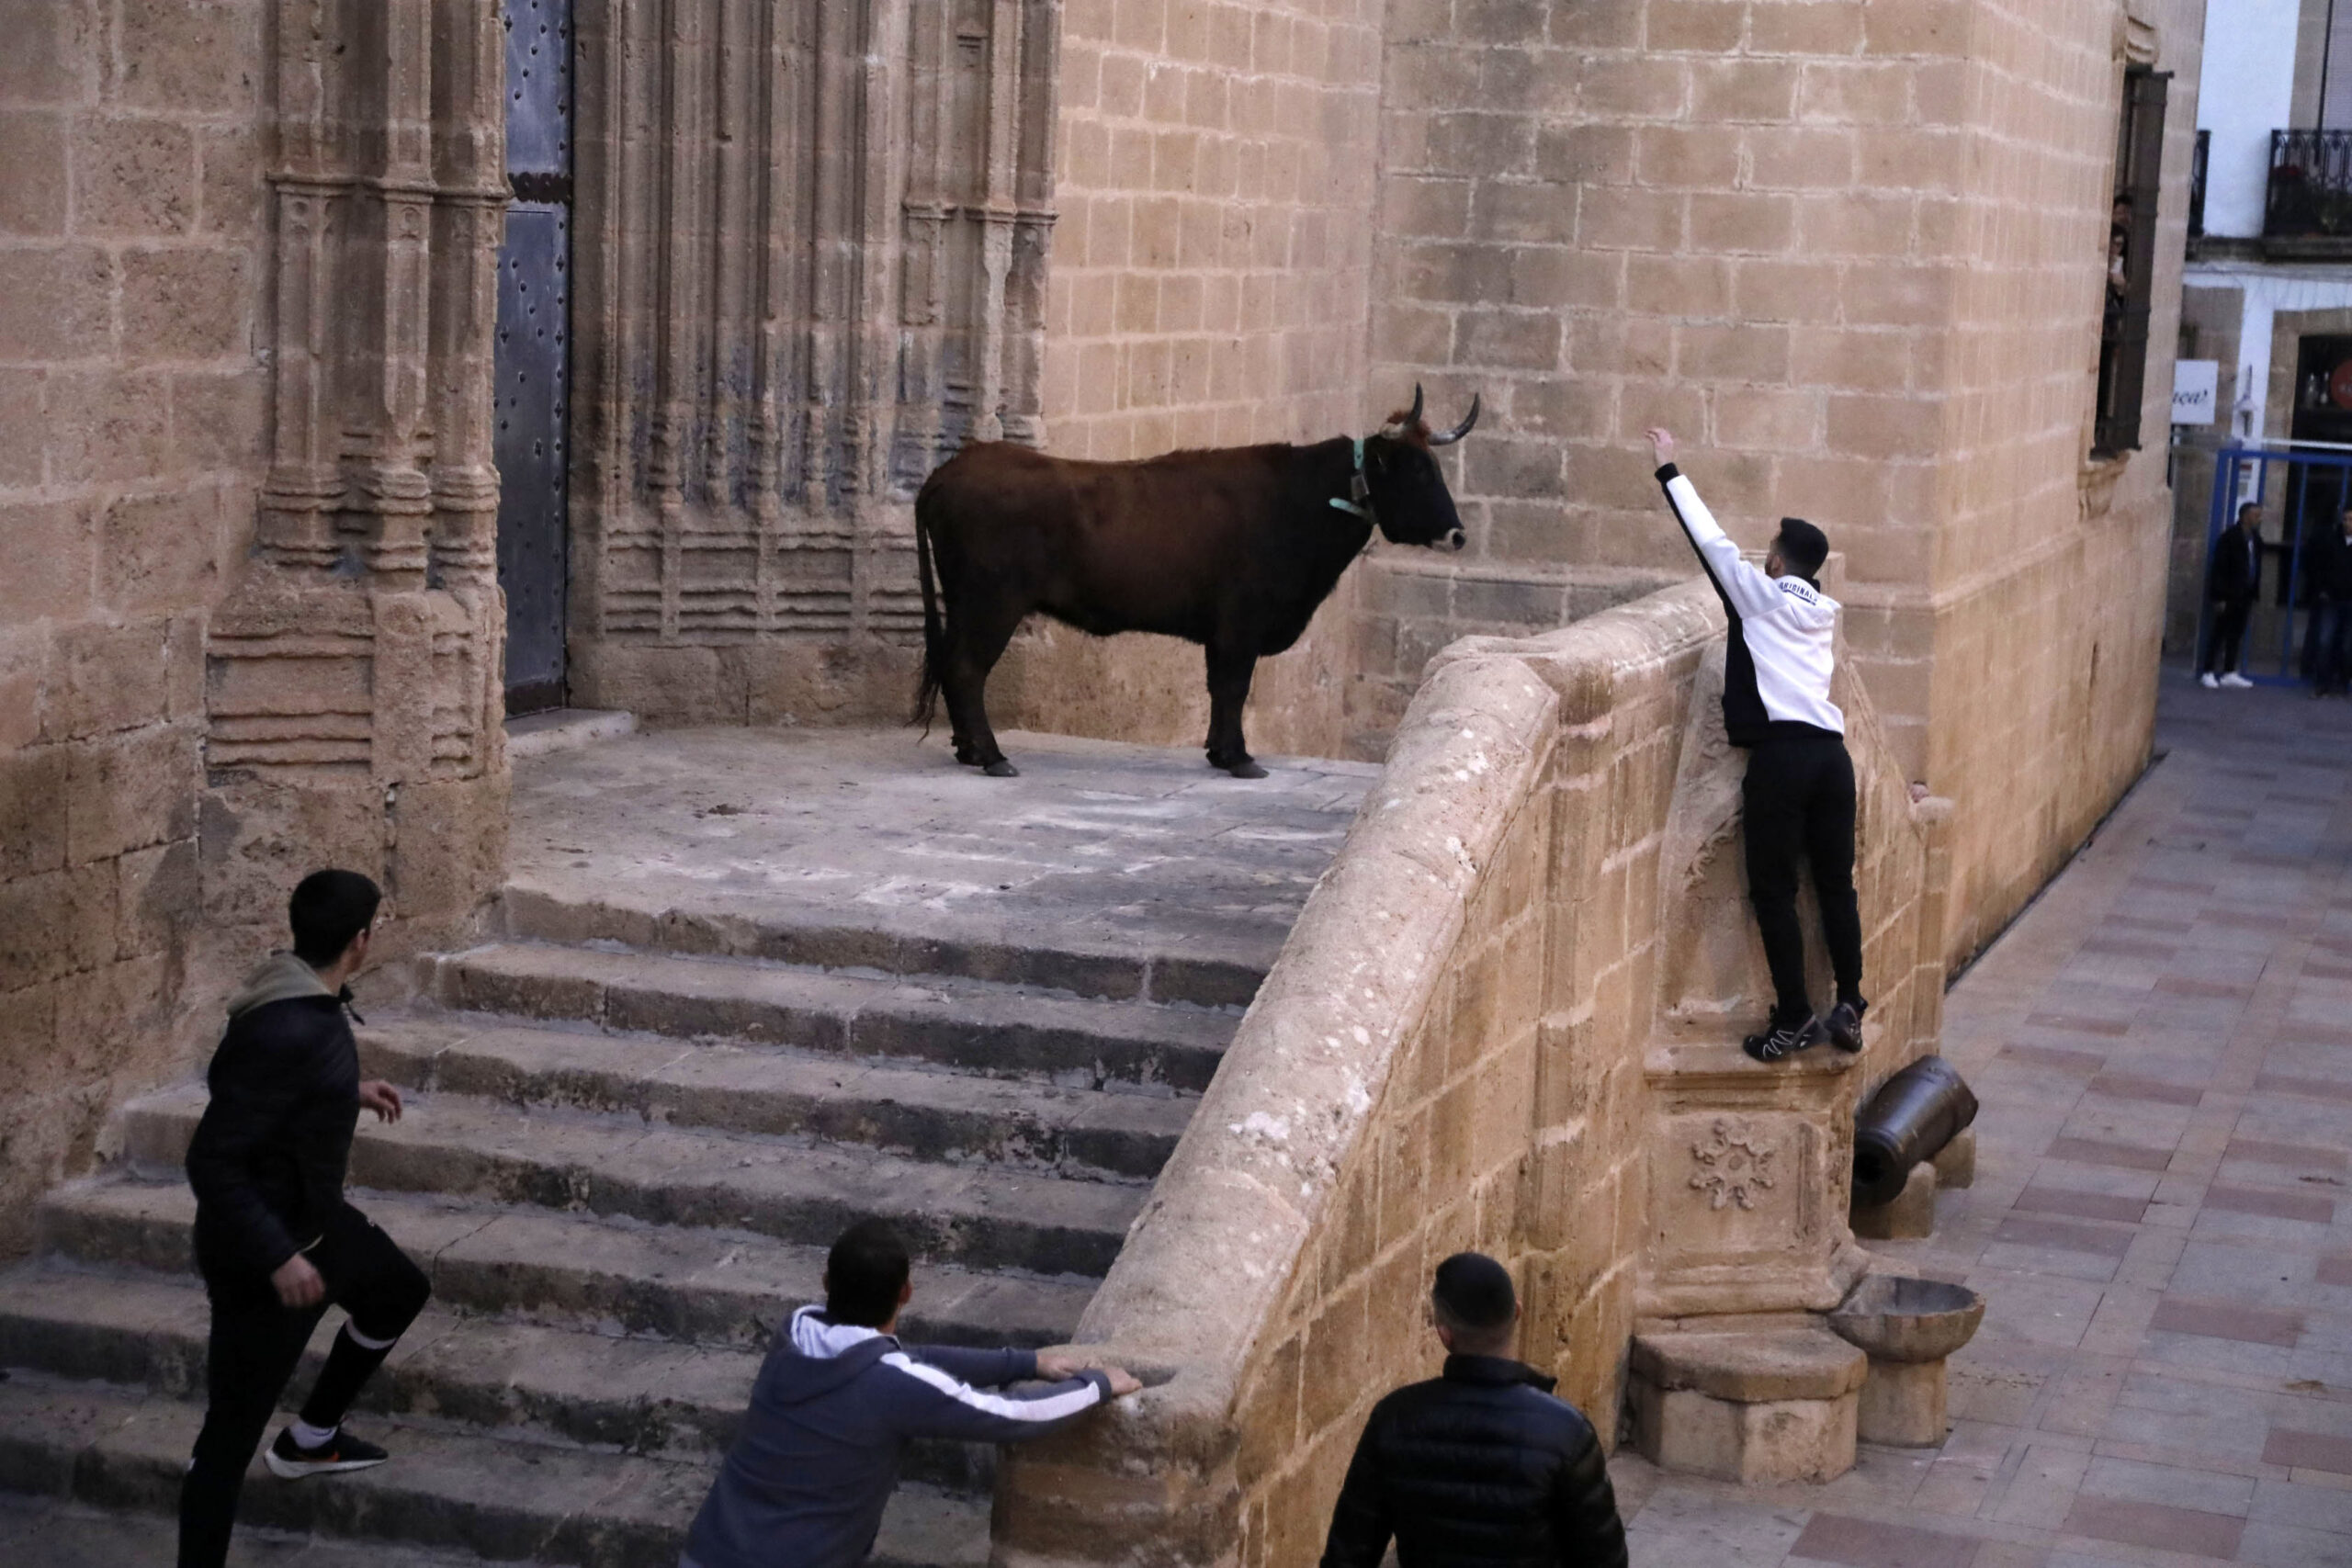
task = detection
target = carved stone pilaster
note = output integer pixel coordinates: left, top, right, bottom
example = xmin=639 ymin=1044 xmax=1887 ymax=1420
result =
xmin=203 ymin=0 xmax=511 ymax=958
xmin=567 ymin=0 xmax=1058 ymax=718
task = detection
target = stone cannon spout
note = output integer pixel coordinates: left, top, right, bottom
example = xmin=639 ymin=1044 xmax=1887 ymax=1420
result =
xmin=1852 ymin=1055 xmax=1978 ymax=1207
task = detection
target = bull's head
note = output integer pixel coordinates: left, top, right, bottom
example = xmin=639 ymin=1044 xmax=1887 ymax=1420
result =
xmin=1365 ymin=385 xmax=1480 ymax=552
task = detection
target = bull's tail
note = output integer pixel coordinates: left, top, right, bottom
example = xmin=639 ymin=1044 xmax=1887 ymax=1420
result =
xmin=911 ymin=489 xmax=945 ymax=735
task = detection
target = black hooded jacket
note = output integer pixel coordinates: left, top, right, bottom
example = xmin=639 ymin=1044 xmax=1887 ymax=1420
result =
xmin=1320 ymin=1355 xmax=1628 ymax=1568
xmin=185 ymin=953 xmax=365 ymax=1279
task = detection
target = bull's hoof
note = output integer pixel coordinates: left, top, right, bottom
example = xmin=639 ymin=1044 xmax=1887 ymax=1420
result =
xmin=984 ymin=760 xmax=1021 ymax=778
xmin=1222 ymin=761 xmax=1269 ymax=780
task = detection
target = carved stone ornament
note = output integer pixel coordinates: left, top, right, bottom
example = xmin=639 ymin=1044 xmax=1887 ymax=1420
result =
xmin=1689 ymin=1120 xmax=1778 ymax=1212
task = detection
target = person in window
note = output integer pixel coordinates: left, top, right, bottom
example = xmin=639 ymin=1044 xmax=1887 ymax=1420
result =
xmin=2200 ymin=502 xmax=2262 ymax=689
xmin=2108 ymin=195 xmax=2133 ymax=308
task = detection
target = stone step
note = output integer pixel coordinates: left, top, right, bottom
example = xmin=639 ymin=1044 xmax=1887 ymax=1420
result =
xmin=502 ymin=882 xmax=1274 ymax=1011
xmin=0 ymin=1370 xmax=983 ymax=1568
xmin=0 ymin=1494 xmax=496 ymax=1568
xmin=38 ymin=1179 xmax=1091 ymax=1350
xmin=357 ymin=1015 xmax=1191 ymax=1182
xmin=430 ymin=942 xmax=1239 ymax=1093
xmin=0 ymin=1263 xmax=994 ymax=1493
xmin=119 ymin=1085 xmax=1144 ymax=1278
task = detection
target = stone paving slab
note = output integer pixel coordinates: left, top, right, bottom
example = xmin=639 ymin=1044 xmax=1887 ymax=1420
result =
xmin=504 ymin=726 xmax=1375 ymax=999
xmin=1612 ymin=670 xmax=2352 ymax=1566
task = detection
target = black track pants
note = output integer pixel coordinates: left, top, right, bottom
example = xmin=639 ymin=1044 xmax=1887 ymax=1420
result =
xmin=178 ymin=1205 xmax=431 ymax=1568
xmin=2203 ymin=595 xmax=2253 ymax=675
xmin=1742 ymin=734 xmax=1863 ymax=1022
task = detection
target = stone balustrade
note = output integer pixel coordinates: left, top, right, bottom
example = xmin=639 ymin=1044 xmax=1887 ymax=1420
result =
xmin=993 ymin=574 xmax=1951 ymax=1566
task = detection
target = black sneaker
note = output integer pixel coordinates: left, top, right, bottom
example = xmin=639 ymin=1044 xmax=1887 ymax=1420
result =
xmin=265 ymin=1426 xmax=389 ymax=1479
xmin=1826 ymin=998 xmax=1868 ymax=1053
xmin=1742 ymin=1014 xmax=1826 ymax=1063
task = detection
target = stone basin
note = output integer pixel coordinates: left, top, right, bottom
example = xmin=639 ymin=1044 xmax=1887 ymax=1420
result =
xmin=1828 ymin=1274 xmax=1984 ymax=1364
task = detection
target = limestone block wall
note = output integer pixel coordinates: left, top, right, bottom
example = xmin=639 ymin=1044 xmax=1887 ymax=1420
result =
xmin=1914 ymin=0 xmax=2202 ymax=961
xmin=564 ymin=0 xmax=1064 ymax=725
xmin=0 ymin=0 xmax=272 ymax=1251
xmin=0 ymin=1 xmax=514 ymax=1258
xmin=1365 ymin=0 xmax=2202 ymax=966
xmin=993 ymin=577 xmax=1944 ymax=1568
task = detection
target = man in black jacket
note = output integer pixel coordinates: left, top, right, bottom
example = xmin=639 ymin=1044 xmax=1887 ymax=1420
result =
xmin=2200 ymin=502 xmax=2262 ymax=689
xmin=179 ymin=869 xmax=431 ymax=1568
xmin=2312 ymin=506 xmax=2352 ymax=696
xmin=1320 ymin=1253 xmax=1627 ymax=1568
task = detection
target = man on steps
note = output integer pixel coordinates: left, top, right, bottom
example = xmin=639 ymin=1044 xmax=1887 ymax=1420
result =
xmin=180 ymin=869 xmax=429 ymax=1568
xmin=1646 ymin=427 xmax=1868 ymax=1064
xmin=682 ymin=1218 xmax=1141 ymax=1568
xmin=1319 ymin=1251 xmax=1627 ymax=1568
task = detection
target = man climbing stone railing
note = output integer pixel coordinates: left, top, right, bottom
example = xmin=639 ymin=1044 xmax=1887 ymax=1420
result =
xmin=991 ymin=571 xmax=1954 ymax=1564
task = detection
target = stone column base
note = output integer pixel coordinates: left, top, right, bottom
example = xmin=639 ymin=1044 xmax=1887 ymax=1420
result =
xmin=1628 ymin=1325 xmax=1867 ymax=1483
xmin=1932 ymin=1127 xmax=1977 ymax=1189
xmin=1856 ymin=1356 xmax=1950 ymax=1447
xmin=1850 ymin=1162 xmax=1937 ymax=1239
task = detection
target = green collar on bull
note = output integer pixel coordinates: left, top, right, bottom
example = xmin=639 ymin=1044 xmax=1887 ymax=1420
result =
xmin=1329 ymin=436 xmax=1375 ymax=523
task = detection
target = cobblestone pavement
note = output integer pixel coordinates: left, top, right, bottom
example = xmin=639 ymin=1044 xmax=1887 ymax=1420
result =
xmin=1611 ymin=668 xmax=2352 ymax=1567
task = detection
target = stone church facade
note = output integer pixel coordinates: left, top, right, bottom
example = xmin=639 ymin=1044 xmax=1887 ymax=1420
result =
xmin=1 ymin=0 xmax=2199 ymax=1249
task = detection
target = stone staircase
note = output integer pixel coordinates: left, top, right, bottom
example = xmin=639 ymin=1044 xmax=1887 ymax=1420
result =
xmin=0 ymin=730 xmax=1373 ymax=1565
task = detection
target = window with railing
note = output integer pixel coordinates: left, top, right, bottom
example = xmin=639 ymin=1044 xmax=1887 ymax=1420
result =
xmin=2096 ymin=67 xmax=2169 ymax=457
xmin=2267 ymin=129 xmax=2352 ymax=236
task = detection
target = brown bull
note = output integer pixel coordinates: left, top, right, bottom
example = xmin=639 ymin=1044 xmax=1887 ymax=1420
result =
xmin=912 ymin=389 xmax=1481 ymax=778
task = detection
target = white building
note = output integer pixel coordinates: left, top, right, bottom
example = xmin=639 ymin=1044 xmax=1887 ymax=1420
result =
xmin=2168 ymin=0 xmax=2352 ymax=671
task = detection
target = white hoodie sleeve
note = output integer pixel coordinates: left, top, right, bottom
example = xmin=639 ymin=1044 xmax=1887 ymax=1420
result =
xmin=1659 ymin=468 xmax=1783 ymax=622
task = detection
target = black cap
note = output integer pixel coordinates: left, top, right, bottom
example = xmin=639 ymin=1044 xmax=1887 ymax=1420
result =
xmin=1431 ymin=1251 xmax=1516 ymax=1330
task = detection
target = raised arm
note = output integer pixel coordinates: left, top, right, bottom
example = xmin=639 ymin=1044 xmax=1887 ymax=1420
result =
xmin=1645 ymin=428 xmax=1783 ymax=622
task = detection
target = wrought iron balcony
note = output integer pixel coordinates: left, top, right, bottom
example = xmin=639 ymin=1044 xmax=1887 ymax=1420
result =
xmin=2267 ymin=128 xmax=2352 ymax=237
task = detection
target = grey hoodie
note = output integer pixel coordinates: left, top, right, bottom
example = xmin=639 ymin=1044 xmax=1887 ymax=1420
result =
xmin=224 ymin=951 xmax=336 ymax=1017
xmin=683 ymin=1304 xmax=1113 ymax=1568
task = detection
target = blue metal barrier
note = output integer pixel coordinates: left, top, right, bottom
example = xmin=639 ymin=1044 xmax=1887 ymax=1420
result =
xmin=2201 ymin=443 xmax=2352 ymax=684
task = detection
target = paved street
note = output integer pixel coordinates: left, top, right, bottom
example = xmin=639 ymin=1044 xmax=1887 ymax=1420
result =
xmin=1614 ymin=668 xmax=2352 ymax=1567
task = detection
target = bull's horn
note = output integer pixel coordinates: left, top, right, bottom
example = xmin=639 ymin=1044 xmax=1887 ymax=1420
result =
xmin=1408 ymin=384 xmax=1424 ymax=427
xmin=1429 ymin=393 xmax=1482 ymax=446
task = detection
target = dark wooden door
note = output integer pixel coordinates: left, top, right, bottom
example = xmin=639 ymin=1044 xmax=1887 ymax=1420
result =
xmin=494 ymin=0 xmax=572 ymax=715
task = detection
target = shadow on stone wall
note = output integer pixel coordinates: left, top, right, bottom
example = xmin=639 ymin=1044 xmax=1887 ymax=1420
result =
xmin=990 ymin=576 xmax=1952 ymax=1567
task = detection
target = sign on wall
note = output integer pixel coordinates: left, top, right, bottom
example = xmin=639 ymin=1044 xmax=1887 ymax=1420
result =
xmin=2174 ymin=359 xmax=2221 ymax=425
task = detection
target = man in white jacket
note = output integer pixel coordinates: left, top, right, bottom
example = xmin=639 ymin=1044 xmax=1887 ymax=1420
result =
xmin=1646 ymin=428 xmax=1866 ymax=1063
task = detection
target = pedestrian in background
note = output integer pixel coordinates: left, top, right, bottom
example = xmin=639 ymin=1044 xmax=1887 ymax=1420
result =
xmin=2200 ymin=502 xmax=2262 ymax=690
xmin=1319 ymin=1252 xmax=1627 ymax=1568
xmin=2312 ymin=504 xmax=2352 ymax=696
